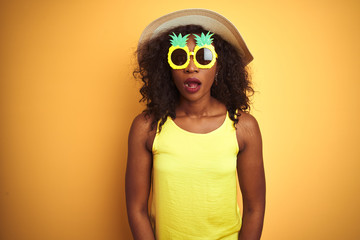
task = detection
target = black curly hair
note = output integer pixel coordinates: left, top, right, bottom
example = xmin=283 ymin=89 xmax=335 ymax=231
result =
xmin=133 ymin=24 xmax=254 ymax=132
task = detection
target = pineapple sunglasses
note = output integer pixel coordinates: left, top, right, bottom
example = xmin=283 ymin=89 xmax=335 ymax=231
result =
xmin=167 ymin=32 xmax=218 ymax=70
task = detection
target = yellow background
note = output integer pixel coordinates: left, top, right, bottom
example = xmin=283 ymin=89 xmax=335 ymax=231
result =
xmin=1 ymin=0 xmax=359 ymax=239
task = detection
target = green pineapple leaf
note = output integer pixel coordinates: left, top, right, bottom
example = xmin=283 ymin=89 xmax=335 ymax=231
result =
xmin=193 ymin=31 xmax=214 ymax=47
xmin=169 ymin=32 xmax=190 ymax=48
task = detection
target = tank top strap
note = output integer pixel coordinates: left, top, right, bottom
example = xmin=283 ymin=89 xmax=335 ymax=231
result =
xmin=224 ymin=110 xmax=236 ymax=131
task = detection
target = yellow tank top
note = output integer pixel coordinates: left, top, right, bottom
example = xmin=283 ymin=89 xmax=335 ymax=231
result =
xmin=151 ymin=112 xmax=241 ymax=240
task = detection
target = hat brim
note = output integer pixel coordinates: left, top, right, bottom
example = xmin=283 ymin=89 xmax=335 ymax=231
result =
xmin=138 ymin=8 xmax=253 ymax=65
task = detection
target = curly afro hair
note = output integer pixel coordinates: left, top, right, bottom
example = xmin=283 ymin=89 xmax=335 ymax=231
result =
xmin=133 ymin=24 xmax=254 ymax=132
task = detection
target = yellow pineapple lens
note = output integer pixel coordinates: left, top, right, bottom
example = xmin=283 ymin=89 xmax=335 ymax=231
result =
xmin=168 ymin=46 xmax=190 ymax=69
xmin=193 ymin=45 xmax=217 ymax=69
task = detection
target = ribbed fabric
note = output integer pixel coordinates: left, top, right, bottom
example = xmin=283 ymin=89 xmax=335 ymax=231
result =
xmin=150 ymin=112 xmax=241 ymax=239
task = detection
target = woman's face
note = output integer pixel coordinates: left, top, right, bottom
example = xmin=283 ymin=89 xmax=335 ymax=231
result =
xmin=171 ymin=34 xmax=217 ymax=103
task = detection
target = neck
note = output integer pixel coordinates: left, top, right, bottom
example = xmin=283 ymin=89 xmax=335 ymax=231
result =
xmin=176 ymin=96 xmax=217 ymax=118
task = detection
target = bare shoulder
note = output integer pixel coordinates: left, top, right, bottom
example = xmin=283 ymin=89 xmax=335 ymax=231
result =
xmin=129 ymin=112 xmax=157 ymax=152
xmin=130 ymin=112 xmax=153 ymax=133
xmin=235 ymin=111 xmax=262 ymax=151
xmin=236 ymin=111 xmax=261 ymax=134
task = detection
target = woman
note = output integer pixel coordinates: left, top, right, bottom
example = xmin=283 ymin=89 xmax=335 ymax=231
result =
xmin=126 ymin=9 xmax=265 ymax=240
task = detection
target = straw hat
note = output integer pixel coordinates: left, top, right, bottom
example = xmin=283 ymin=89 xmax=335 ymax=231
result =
xmin=138 ymin=8 xmax=253 ymax=65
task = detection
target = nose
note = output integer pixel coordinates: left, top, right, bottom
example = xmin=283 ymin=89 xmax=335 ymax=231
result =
xmin=185 ymin=55 xmax=198 ymax=73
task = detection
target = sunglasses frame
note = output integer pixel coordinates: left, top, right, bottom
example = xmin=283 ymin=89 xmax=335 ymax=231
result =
xmin=168 ymin=45 xmax=218 ymax=70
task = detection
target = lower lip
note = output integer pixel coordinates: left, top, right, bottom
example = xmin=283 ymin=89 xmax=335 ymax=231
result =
xmin=184 ymin=84 xmax=201 ymax=93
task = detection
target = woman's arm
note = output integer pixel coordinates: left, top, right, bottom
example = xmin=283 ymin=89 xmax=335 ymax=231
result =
xmin=236 ymin=113 xmax=266 ymax=240
xmin=125 ymin=113 xmax=155 ymax=240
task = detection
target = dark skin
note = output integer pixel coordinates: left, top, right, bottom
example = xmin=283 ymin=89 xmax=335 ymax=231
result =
xmin=126 ymin=36 xmax=265 ymax=240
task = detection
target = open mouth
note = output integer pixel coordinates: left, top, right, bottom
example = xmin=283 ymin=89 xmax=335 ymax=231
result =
xmin=184 ymin=78 xmax=201 ymax=90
